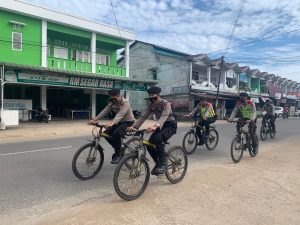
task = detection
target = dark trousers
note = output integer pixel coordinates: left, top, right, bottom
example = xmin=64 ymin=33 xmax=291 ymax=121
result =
xmin=147 ymin=121 xmax=177 ymax=165
xmin=236 ymin=118 xmax=258 ymax=148
xmin=104 ymin=121 xmax=134 ymax=157
xmin=197 ymin=118 xmax=214 ymax=137
xmin=262 ymin=114 xmax=276 ymax=131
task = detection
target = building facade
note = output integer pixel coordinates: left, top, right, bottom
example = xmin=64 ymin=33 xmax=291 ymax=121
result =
xmin=0 ymin=0 xmax=155 ymax=120
xmin=118 ymin=41 xmax=190 ymax=111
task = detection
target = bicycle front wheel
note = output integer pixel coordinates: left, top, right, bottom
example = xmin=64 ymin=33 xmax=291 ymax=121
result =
xmin=249 ymin=135 xmax=258 ymax=157
xmin=72 ymin=143 xmax=104 ymax=180
xmin=205 ymin=128 xmax=219 ymax=150
xmin=182 ymin=130 xmax=198 ymax=155
xmin=113 ymin=153 xmax=150 ymax=201
xmin=230 ymin=136 xmax=244 ymax=163
xmin=260 ymin=124 xmax=267 ymax=141
xmin=166 ymin=146 xmax=188 ymax=184
xmin=269 ymin=125 xmax=276 ymax=139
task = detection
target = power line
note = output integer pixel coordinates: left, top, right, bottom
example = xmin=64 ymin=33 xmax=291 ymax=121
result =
xmin=109 ymin=0 xmax=122 ymax=38
xmin=223 ymin=0 xmax=246 ymax=55
xmin=207 ymin=28 xmax=300 ymax=55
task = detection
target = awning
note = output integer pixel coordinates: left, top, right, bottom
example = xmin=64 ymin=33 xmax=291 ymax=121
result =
xmin=1 ymin=62 xmax=157 ymax=91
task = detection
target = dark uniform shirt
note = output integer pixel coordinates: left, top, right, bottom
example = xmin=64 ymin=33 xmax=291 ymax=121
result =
xmin=94 ymin=98 xmax=135 ymax=124
xmin=134 ymin=99 xmax=175 ymax=129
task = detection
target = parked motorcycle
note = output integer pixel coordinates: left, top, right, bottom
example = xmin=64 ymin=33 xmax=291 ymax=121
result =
xmin=33 ymin=107 xmax=50 ymax=123
xmin=283 ymin=111 xmax=289 ymax=119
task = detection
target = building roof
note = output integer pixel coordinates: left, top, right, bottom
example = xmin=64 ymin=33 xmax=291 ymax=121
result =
xmin=117 ymin=40 xmax=191 ymax=64
xmin=0 ymin=62 xmax=157 ymax=85
xmin=240 ymin=66 xmax=253 ymax=75
xmin=0 ymin=0 xmax=134 ymax=41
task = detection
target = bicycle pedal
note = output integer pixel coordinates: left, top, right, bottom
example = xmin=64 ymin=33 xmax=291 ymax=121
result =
xmin=156 ymin=174 xmax=164 ymax=179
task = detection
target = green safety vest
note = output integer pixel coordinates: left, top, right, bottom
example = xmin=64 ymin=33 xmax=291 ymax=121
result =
xmin=240 ymin=104 xmax=253 ymax=119
xmin=199 ymin=106 xmax=215 ymax=118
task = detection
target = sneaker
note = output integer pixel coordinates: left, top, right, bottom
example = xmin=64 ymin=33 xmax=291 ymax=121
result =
xmin=151 ymin=164 xmax=159 ymax=175
xmin=154 ymin=164 xmax=167 ymax=175
xmin=111 ymin=155 xmax=122 ymax=164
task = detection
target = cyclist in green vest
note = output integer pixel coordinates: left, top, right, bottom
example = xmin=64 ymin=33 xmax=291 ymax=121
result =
xmin=185 ymin=98 xmax=216 ymax=145
xmin=228 ymin=92 xmax=258 ymax=153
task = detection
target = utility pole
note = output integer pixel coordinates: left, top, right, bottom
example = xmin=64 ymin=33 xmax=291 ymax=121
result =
xmin=0 ymin=65 xmax=4 ymax=129
xmin=215 ymin=55 xmax=224 ymax=110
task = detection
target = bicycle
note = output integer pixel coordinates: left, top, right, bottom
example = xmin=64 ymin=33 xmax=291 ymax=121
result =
xmin=113 ymin=129 xmax=188 ymax=201
xmin=260 ymin=113 xmax=276 ymax=141
xmin=182 ymin=118 xmax=219 ymax=154
xmin=72 ymin=123 xmax=140 ymax=180
xmin=229 ymin=120 xmax=259 ymax=163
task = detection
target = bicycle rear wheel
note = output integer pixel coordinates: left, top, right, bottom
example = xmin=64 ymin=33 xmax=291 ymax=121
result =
xmin=165 ymin=146 xmax=188 ymax=184
xmin=230 ymin=136 xmax=244 ymax=163
xmin=113 ymin=153 xmax=150 ymax=201
xmin=205 ymin=128 xmax=219 ymax=150
xmin=260 ymin=124 xmax=267 ymax=141
xmin=72 ymin=143 xmax=104 ymax=180
xmin=182 ymin=130 xmax=198 ymax=155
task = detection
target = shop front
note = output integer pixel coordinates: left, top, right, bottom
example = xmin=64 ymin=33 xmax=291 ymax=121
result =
xmin=1 ymin=63 xmax=154 ymax=121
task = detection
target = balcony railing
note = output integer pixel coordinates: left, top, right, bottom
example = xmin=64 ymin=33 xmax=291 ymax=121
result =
xmin=47 ymin=57 xmax=92 ymax=72
xmin=96 ymin=64 xmax=126 ymax=76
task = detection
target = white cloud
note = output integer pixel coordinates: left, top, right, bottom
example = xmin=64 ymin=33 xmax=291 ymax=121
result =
xmin=25 ymin=0 xmax=300 ymax=81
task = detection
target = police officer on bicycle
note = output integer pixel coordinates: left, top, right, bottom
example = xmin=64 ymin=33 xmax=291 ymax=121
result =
xmin=88 ymin=88 xmax=135 ymax=164
xmin=127 ymin=86 xmax=177 ymax=175
xmin=184 ymin=98 xmax=216 ymax=145
xmin=228 ymin=92 xmax=259 ymax=154
xmin=262 ymin=99 xmax=276 ymax=132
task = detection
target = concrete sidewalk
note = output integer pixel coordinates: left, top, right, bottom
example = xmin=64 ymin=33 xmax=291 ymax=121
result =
xmin=0 ymin=119 xmax=227 ymax=144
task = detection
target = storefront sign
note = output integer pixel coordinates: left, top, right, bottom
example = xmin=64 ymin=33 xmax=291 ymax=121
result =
xmin=4 ymin=69 xmax=147 ymax=91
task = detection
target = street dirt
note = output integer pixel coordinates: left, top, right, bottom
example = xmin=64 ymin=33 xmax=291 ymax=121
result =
xmin=13 ymin=136 xmax=300 ymax=225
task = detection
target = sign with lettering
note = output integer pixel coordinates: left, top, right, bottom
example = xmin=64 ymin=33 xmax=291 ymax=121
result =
xmin=4 ymin=69 xmax=147 ymax=91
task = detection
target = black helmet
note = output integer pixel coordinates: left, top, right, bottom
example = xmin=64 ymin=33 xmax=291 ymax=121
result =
xmin=266 ymin=99 xmax=271 ymax=103
xmin=108 ymin=88 xmax=120 ymax=96
xmin=147 ymin=86 xmax=161 ymax=94
xmin=239 ymin=92 xmax=249 ymax=98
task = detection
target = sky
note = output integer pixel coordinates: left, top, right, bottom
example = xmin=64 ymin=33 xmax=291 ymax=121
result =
xmin=25 ymin=0 xmax=300 ymax=82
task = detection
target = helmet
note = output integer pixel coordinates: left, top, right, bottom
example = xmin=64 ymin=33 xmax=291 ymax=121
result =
xmin=239 ymin=92 xmax=249 ymax=98
xmin=265 ymin=99 xmax=271 ymax=103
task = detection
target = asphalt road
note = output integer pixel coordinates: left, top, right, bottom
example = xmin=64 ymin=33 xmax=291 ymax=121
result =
xmin=0 ymin=118 xmax=299 ymax=223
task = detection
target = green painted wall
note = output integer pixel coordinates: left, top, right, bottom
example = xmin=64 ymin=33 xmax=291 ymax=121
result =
xmin=47 ymin=30 xmax=91 ymax=60
xmin=96 ymin=34 xmax=125 ymax=47
xmin=0 ymin=10 xmax=41 ymax=66
xmin=48 ymin=22 xmax=91 ymax=39
xmin=251 ymin=78 xmax=260 ymax=92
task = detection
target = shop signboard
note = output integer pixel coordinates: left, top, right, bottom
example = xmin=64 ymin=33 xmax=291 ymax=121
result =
xmin=4 ymin=69 xmax=147 ymax=91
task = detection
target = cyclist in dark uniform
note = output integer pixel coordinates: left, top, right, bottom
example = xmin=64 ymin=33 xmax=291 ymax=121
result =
xmin=128 ymin=86 xmax=177 ymax=175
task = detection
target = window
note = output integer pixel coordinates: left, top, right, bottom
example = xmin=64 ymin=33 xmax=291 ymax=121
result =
xmin=192 ymin=71 xmax=199 ymax=81
xmin=54 ymin=46 xmax=68 ymax=59
xmin=96 ymin=53 xmax=110 ymax=65
xmin=12 ymin=32 xmax=22 ymax=51
xmin=72 ymin=50 xmax=91 ymax=62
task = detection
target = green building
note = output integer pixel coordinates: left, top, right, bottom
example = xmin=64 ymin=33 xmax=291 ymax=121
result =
xmin=0 ymin=0 xmax=154 ymax=120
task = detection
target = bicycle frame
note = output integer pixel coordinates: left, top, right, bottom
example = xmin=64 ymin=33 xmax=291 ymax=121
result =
xmin=236 ymin=122 xmax=251 ymax=150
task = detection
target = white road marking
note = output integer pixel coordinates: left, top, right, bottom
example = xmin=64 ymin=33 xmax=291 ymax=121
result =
xmin=0 ymin=146 xmax=72 ymax=157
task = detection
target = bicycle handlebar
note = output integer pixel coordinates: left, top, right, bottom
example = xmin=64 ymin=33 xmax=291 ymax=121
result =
xmin=89 ymin=123 xmax=106 ymax=129
xmin=132 ymin=129 xmax=147 ymax=136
